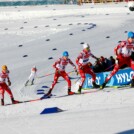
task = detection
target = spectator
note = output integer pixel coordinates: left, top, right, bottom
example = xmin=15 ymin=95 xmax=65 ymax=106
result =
xmin=93 ymin=59 xmax=103 ymax=73
xmin=109 ymin=56 xmax=115 ymax=70
xmin=99 ymin=56 xmax=106 ymax=71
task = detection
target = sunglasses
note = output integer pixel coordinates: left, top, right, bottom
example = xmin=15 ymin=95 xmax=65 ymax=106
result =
xmin=63 ymin=56 xmax=68 ymax=58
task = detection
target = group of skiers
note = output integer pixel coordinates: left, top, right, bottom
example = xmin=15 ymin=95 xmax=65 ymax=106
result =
xmin=44 ymin=31 xmax=134 ymax=97
xmin=0 ymin=31 xmax=134 ymax=105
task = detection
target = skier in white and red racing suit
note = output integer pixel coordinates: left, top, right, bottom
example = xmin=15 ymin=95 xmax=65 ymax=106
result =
xmin=0 ymin=65 xmax=19 ymax=106
xmin=76 ymin=43 xmax=100 ymax=93
xmin=101 ymin=31 xmax=134 ymax=89
xmin=45 ymin=51 xmax=77 ymax=97
xmin=25 ymin=66 xmax=37 ymax=86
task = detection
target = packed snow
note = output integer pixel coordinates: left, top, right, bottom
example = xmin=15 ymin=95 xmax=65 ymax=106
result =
xmin=0 ymin=2 xmax=134 ymax=134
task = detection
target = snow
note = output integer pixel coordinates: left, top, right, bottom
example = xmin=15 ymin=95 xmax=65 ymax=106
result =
xmin=0 ymin=2 xmax=134 ymax=134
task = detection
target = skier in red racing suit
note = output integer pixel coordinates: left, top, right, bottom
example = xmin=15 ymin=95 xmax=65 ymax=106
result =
xmin=44 ymin=51 xmax=77 ymax=97
xmin=76 ymin=43 xmax=100 ymax=93
xmin=100 ymin=31 xmax=134 ymax=89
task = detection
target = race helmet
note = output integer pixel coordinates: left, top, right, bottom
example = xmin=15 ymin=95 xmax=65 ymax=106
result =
xmin=128 ymin=31 xmax=134 ymax=38
xmin=2 ymin=65 xmax=7 ymax=71
xmin=83 ymin=43 xmax=90 ymax=49
xmin=63 ymin=51 xmax=69 ymax=57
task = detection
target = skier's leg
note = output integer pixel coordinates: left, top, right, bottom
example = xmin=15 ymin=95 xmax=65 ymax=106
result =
xmin=31 ymin=79 xmax=34 ymax=85
xmin=61 ymin=72 xmax=74 ymax=95
xmin=25 ymin=80 xmax=29 ymax=86
xmin=78 ymin=68 xmax=86 ymax=93
xmin=0 ymin=84 xmax=4 ymax=106
xmin=86 ymin=67 xmax=99 ymax=88
xmin=3 ymin=83 xmax=19 ymax=104
xmin=100 ymin=64 xmax=119 ymax=89
xmin=46 ymin=72 xmax=60 ymax=96
xmin=130 ymin=58 xmax=134 ymax=87
xmin=4 ymin=83 xmax=13 ymax=98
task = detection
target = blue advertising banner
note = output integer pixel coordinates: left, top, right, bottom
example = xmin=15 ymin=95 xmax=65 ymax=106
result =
xmin=83 ymin=68 xmax=134 ymax=88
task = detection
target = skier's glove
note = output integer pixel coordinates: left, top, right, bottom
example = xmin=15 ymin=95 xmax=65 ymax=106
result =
xmin=96 ymin=58 xmax=100 ymax=61
xmin=88 ymin=62 xmax=92 ymax=67
xmin=8 ymin=80 xmax=11 ymax=86
xmin=74 ymin=69 xmax=79 ymax=75
xmin=56 ymin=70 xmax=61 ymax=74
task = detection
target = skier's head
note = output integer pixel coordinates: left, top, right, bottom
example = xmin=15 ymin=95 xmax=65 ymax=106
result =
xmin=83 ymin=43 xmax=90 ymax=52
xmin=2 ymin=65 xmax=8 ymax=73
xmin=128 ymin=31 xmax=134 ymax=43
xmin=62 ymin=51 xmax=69 ymax=60
xmin=33 ymin=65 xmax=36 ymax=68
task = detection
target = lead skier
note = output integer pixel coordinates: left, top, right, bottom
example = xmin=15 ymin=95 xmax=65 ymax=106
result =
xmin=100 ymin=31 xmax=134 ymax=89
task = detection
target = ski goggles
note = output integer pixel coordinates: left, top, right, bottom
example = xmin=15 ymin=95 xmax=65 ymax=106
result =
xmin=85 ymin=47 xmax=90 ymax=51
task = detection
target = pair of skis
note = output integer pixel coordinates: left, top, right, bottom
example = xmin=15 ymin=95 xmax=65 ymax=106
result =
xmin=5 ymin=84 xmax=131 ymax=106
xmin=5 ymin=98 xmax=41 ymax=106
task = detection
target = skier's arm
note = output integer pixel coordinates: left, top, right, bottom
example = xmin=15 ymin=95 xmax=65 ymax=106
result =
xmin=90 ymin=53 xmax=99 ymax=60
xmin=76 ymin=53 xmax=83 ymax=67
xmin=7 ymin=76 xmax=11 ymax=86
xmin=6 ymin=70 xmax=11 ymax=86
xmin=114 ymin=45 xmax=121 ymax=56
xmin=69 ymin=59 xmax=78 ymax=75
xmin=114 ymin=41 xmax=125 ymax=56
xmin=69 ymin=59 xmax=76 ymax=69
xmin=34 ymin=68 xmax=38 ymax=78
xmin=53 ymin=58 xmax=61 ymax=70
xmin=53 ymin=58 xmax=62 ymax=74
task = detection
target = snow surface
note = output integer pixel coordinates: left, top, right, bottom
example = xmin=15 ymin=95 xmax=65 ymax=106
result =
xmin=0 ymin=2 xmax=134 ymax=134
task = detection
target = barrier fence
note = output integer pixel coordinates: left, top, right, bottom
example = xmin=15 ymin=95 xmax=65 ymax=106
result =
xmin=83 ymin=68 xmax=133 ymax=88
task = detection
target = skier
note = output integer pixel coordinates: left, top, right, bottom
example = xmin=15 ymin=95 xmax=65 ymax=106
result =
xmin=100 ymin=31 xmax=134 ymax=89
xmin=43 ymin=51 xmax=77 ymax=97
xmin=0 ymin=65 xmax=19 ymax=106
xmin=25 ymin=66 xmax=37 ymax=86
xmin=76 ymin=43 xmax=100 ymax=94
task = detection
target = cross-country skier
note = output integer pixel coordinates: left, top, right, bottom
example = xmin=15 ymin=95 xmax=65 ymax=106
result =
xmin=25 ymin=66 xmax=37 ymax=86
xmin=0 ymin=65 xmax=19 ymax=106
xmin=100 ymin=31 xmax=134 ymax=89
xmin=43 ymin=51 xmax=77 ymax=97
xmin=76 ymin=43 xmax=100 ymax=93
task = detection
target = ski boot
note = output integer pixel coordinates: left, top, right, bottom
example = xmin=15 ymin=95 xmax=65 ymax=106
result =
xmin=78 ymin=86 xmax=82 ymax=94
xmin=68 ymin=88 xmax=75 ymax=95
xmin=25 ymin=80 xmax=29 ymax=86
xmin=46 ymin=89 xmax=52 ymax=96
xmin=11 ymin=98 xmax=19 ymax=104
xmin=1 ymin=99 xmax=4 ymax=106
xmin=100 ymin=82 xmax=107 ymax=89
xmin=41 ymin=89 xmax=52 ymax=100
xmin=130 ymin=79 xmax=134 ymax=88
xmin=31 ymin=79 xmax=34 ymax=85
xmin=92 ymin=82 xmax=100 ymax=88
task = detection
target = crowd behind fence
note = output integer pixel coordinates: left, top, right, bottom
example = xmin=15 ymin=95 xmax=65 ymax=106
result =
xmin=90 ymin=56 xmax=128 ymax=73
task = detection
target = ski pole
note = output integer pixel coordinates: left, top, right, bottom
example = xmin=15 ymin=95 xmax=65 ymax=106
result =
xmin=38 ymin=70 xmax=75 ymax=78
xmin=104 ymin=64 xmax=115 ymax=71
xmin=74 ymin=77 xmax=81 ymax=83
xmin=74 ymin=64 xmax=115 ymax=83
xmin=38 ymin=72 xmax=55 ymax=78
